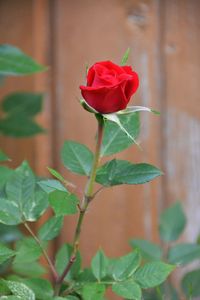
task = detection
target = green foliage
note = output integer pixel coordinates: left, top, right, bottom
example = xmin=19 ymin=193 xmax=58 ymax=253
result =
xmin=0 ymin=150 xmax=9 ymax=162
xmin=38 ymin=216 xmax=63 ymax=241
xmin=130 ymin=239 xmax=163 ymax=261
xmin=134 ymin=261 xmax=175 ymax=288
xmin=0 ymin=243 xmax=15 ymax=265
xmin=91 ymin=250 xmax=108 ymax=281
xmin=19 ymin=278 xmax=53 ymax=300
xmin=13 ymin=238 xmax=42 ymax=264
xmin=101 ymin=113 xmax=140 ymax=156
xmin=81 ymin=283 xmax=105 ymax=300
xmin=181 ymin=269 xmax=200 ymax=297
xmin=159 ymin=202 xmax=186 ymax=242
xmin=4 ymin=280 xmax=35 ymax=300
xmin=96 ymin=159 xmax=162 ymax=186
xmin=112 ymin=280 xmax=141 ymax=299
xmin=49 ymin=191 xmax=78 ymax=216
xmin=55 ymin=244 xmax=81 ymax=280
xmin=38 ymin=179 xmax=67 ymax=194
xmin=61 ymin=141 xmax=93 ymax=176
xmin=168 ymin=243 xmax=200 ymax=265
xmin=0 ymin=225 xmax=22 ymax=243
xmin=0 ymin=167 xmax=13 ymax=189
xmin=0 ymin=44 xmax=46 ymax=76
xmin=121 ymin=48 xmax=130 ymax=66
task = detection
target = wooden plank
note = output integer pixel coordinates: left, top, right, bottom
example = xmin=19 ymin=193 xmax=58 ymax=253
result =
xmin=52 ymin=0 xmax=162 ymax=276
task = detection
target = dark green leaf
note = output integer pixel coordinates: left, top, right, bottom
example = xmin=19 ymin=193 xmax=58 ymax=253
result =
xmin=130 ymin=239 xmax=162 ymax=261
xmin=96 ymin=160 xmax=162 ymax=186
xmin=82 ymin=283 xmax=105 ymax=300
xmin=112 ymin=251 xmax=141 ymax=281
xmin=55 ymin=244 xmax=81 ymax=280
xmin=91 ymin=250 xmax=109 ymax=281
xmin=0 ymin=44 xmax=46 ymax=76
xmin=12 ymin=261 xmax=46 ymax=277
xmin=0 ymin=150 xmax=10 ymax=162
xmin=61 ymin=141 xmax=93 ymax=176
xmin=2 ymin=93 xmax=43 ymax=117
xmin=0 ymin=115 xmax=44 ymax=137
xmin=168 ymin=243 xmax=200 ymax=265
xmin=112 ymin=280 xmax=141 ymax=300
xmin=20 ymin=278 xmax=53 ymax=300
xmin=101 ymin=113 xmax=140 ymax=156
xmin=49 ymin=191 xmax=78 ymax=216
xmin=0 ymin=243 xmax=15 ymax=265
xmin=134 ymin=261 xmax=175 ymax=288
xmin=0 ymin=224 xmax=23 ymax=243
xmin=181 ymin=269 xmax=200 ymax=297
xmin=38 ymin=216 xmax=63 ymax=241
xmin=159 ymin=202 xmax=186 ymax=242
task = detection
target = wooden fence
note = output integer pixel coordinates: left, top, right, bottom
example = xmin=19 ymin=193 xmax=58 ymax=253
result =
xmin=0 ymin=0 xmax=200 ymax=294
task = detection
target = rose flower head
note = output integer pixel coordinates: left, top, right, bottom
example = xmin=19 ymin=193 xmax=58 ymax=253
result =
xmin=80 ymin=61 xmax=139 ymax=114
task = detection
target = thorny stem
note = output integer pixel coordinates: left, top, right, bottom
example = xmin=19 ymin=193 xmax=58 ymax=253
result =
xmin=54 ymin=115 xmax=104 ymax=296
xmin=24 ymin=222 xmax=58 ymax=280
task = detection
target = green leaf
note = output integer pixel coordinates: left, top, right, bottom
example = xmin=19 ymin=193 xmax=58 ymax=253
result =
xmin=130 ymin=239 xmax=162 ymax=261
xmin=0 ymin=166 xmax=13 ymax=188
xmin=20 ymin=278 xmax=53 ymax=300
xmin=117 ymin=105 xmax=160 ymax=115
xmin=181 ymin=269 xmax=200 ymax=297
xmin=96 ymin=160 xmax=162 ymax=186
xmin=0 ymin=199 xmax=22 ymax=225
xmin=47 ymin=167 xmax=66 ymax=183
xmin=14 ymin=237 xmax=42 ymax=264
xmin=49 ymin=191 xmax=78 ymax=216
xmin=61 ymin=141 xmax=93 ymax=176
xmin=5 ymin=280 xmax=35 ymax=300
xmin=0 ymin=243 xmax=15 ymax=265
xmin=134 ymin=261 xmax=175 ymax=288
xmin=0 ymin=297 xmax=24 ymax=300
xmin=12 ymin=261 xmax=45 ymax=277
xmin=91 ymin=250 xmax=109 ymax=281
xmin=168 ymin=243 xmax=200 ymax=265
xmin=55 ymin=244 xmax=81 ymax=280
xmin=159 ymin=202 xmax=186 ymax=242
xmin=2 ymin=93 xmax=43 ymax=117
xmin=0 ymin=224 xmax=23 ymax=243
xmin=0 ymin=44 xmax=46 ymax=76
xmin=0 ymin=150 xmax=10 ymax=162
xmin=82 ymin=283 xmax=105 ymax=300
xmin=101 ymin=113 xmax=140 ymax=156
xmin=38 ymin=216 xmax=63 ymax=241
xmin=38 ymin=179 xmax=67 ymax=194
xmin=112 ymin=251 xmax=141 ymax=281
xmin=0 ymin=115 xmax=44 ymax=137
xmin=112 ymin=280 xmax=141 ymax=300
xmin=121 ymin=48 xmax=130 ymax=66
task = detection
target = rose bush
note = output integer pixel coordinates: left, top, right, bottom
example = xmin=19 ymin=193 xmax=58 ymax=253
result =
xmin=80 ymin=60 xmax=139 ymax=114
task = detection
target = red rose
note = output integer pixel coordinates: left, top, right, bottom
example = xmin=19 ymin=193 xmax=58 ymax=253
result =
xmin=80 ymin=61 xmax=139 ymax=114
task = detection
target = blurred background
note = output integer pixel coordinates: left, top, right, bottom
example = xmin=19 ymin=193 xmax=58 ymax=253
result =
xmin=0 ymin=0 xmax=199 ymax=273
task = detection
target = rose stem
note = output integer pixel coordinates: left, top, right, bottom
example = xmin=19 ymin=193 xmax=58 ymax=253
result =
xmin=24 ymin=221 xmax=58 ymax=280
xmin=54 ymin=114 xmax=104 ymax=296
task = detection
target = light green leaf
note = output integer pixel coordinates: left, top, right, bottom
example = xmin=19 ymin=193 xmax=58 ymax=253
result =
xmin=2 ymin=93 xmax=43 ymax=117
xmin=0 ymin=297 xmax=24 ymax=300
xmin=159 ymin=202 xmax=186 ymax=242
xmin=134 ymin=261 xmax=175 ymax=288
xmin=5 ymin=280 xmax=35 ymax=300
xmin=0 ymin=44 xmax=46 ymax=76
xmin=117 ymin=105 xmax=160 ymax=115
xmin=181 ymin=269 xmax=200 ymax=297
xmin=61 ymin=141 xmax=93 ymax=176
xmin=0 ymin=150 xmax=10 ymax=162
xmin=49 ymin=191 xmax=78 ymax=216
xmin=12 ymin=261 xmax=46 ymax=277
xmin=101 ymin=113 xmax=140 ymax=156
xmin=91 ymin=250 xmax=109 ymax=281
xmin=47 ymin=167 xmax=65 ymax=183
xmin=168 ymin=243 xmax=200 ymax=265
xmin=130 ymin=239 xmax=162 ymax=261
xmin=20 ymin=278 xmax=53 ymax=300
xmin=96 ymin=160 xmax=162 ymax=186
xmin=55 ymin=244 xmax=81 ymax=280
xmin=112 ymin=280 xmax=141 ymax=300
xmin=82 ymin=283 xmax=105 ymax=300
xmin=121 ymin=48 xmax=130 ymax=66
xmin=38 ymin=216 xmax=63 ymax=241
xmin=0 ymin=243 xmax=15 ymax=265
xmin=0 ymin=199 xmax=22 ymax=225
xmin=0 ymin=166 xmax=13 ymax=188
xmin=14 ymin=237 xmax=42 ymax=264
xmin=112 ymin=251 xmax=140 ymax=281
xmin=38 ymin=179 xmax=67 ymax=194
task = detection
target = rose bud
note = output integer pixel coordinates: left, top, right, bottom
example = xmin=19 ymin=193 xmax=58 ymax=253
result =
xmin=80 ymin=61 xmax=139 ymax=114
